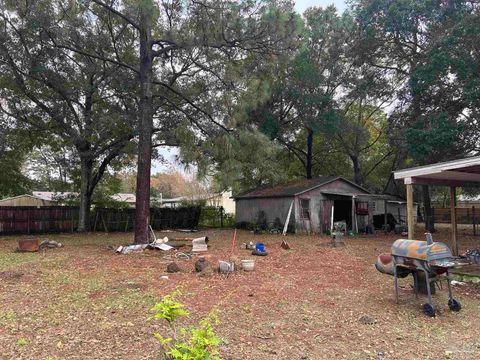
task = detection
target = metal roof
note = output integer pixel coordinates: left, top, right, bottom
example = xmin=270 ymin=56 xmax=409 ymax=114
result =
xmin=394 ymin=156 xmax=480 ymax=186
xmin=234 ymin=176 xmax=370 ymax=199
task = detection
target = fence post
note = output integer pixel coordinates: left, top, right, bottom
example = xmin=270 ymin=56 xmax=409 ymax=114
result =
xmin=473 ymin=206 xmax=476 ymax=236
xmin=220 ymin=207 xmax=224 ymax=228
xmin=71 ymin=208 xmax=74 ymax=233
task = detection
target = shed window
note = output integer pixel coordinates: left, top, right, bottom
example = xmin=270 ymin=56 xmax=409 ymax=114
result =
xmin=300 ymin=199 xmax=310 ymax=219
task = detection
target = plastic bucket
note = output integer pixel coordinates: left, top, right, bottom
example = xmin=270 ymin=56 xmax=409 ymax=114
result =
xmin=241 ymin=259 xmax=255 ymax=271
xmin=255 ymin=242 xmax=265 ymax=253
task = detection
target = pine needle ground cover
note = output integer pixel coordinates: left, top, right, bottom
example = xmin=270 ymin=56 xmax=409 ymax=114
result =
xmin=1 ymin=229 xmax=479 ymax=359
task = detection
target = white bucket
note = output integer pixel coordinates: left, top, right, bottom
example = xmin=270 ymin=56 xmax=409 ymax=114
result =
xmin=241 ymin=259 xmax=255 ymax=271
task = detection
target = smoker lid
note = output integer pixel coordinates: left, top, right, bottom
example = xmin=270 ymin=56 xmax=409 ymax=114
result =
xmin=391 ymin=239 xmax=453 ymax=261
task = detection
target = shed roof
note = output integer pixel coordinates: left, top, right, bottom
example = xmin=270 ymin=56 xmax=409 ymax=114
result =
xmin=234 ymin=176 xmax=370 ymax=199
xmin=0 ymin=194 xmax=52 ymax=204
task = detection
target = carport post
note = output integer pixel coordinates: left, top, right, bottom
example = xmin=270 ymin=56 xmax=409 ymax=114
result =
xmin=406 ymin=181 xmax=414 ymax=240
xmin=450 ymin=186 xmax=458 ymax=256
xmin=351 ymin=196 xmax=355 ymax=232
xmin=384 ymin=200 xmax=388 ymax=231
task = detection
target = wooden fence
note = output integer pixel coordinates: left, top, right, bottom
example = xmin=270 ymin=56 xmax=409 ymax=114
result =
xmin=0 ymin=206 xmax=201 ymax=235
xmin=433 ymin=206 xmax=479 ymax=225
xmin=92 ymin=207 xmax=201 ymax=232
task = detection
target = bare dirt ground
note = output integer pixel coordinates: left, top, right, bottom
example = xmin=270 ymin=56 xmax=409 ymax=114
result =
xmin=1 ymin=227 xmax=480 ymax=360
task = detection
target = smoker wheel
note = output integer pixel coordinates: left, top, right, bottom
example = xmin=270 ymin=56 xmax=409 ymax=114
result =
xmin=422 ymin=303 xmax=436 ymax=317
xmin=448 ymin=299 xmax=461 ymax=312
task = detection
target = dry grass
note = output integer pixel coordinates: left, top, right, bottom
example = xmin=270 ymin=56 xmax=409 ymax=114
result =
xmin=1 ymin=227 xmax=480 ymax=359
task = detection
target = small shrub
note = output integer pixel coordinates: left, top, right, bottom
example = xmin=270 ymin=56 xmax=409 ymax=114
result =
xmin=150 ymin=289 xmax=189 ymax=324
xmin=151 ymin=289 xmax=222 ymax=360
xmin=16 ymin=338 xmax=27 ymax=347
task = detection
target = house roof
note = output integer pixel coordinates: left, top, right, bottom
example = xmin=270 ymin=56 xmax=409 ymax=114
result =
xmin=32 ymin=191 xmax=78 ymax=201
xmin=111 ymin=193 xmax=136 ymax=203
xmin=234 ymin=176 xmax=370 ymax=199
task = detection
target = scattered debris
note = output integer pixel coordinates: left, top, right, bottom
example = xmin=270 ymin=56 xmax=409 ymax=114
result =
xmin=281 ymin=239 xmax=291 ymax=250
xmin=196 ymin=257 xmax=213 ymax=277
xmin=464 ymin=249 xmax=480 ymax=264
xmin=160 ymin=275 xmax=169 ymax=280
xmin=241 ymin=259 xmax=255 ymax=271
xmin=39 ymin=240 xmax=63 ymax=250
xmin=116 ymin=234 xmax=176 ymax=254
xmin=17 ymin=238 xmax=39 ymax=252
xmin=192 ymin=237 xmax=209 ymax=252
xmin=359 ymin=315 xmax=376 ymax=325
xmin=150 ymin=242 xmax=173 ymax=251
xmin=330 ymin=221 xmax=346 ymax=247
xmin=241 ymin=241 xmax=255 ymax=250
xmin=165 ymin=240 xmax=187 ymax=249
xmin=451 ymin=280 xmax=466 ymax=286
xmin=166 ymin=262 xmax=181 ymax=273
xmin=176 ymin=229 xmax=198 ymax=233
xmin=252 ymin=242 xmax=267 ymax=256
xmin=195 ymin=256 xmax=209 ymax=272
xmin=116 ymin=244 xmax=148 ymax=254
xmin=175 ymin=252 xmax=193 ymax=260
xmin=282 ymin=200 xmax=294 ymax=235
xmin=218 ymin=260 xmax=235 ymax=274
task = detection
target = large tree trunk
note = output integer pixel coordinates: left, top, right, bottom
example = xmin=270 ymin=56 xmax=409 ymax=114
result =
xmin=422 ymin=185 xmax=435 ymax=233
xmin=306 ymin=128 xmax=313 ymax=179
xmin=134 ymin=5 xmax=154 ymax=244
xmin=78 ymin=156 xmax=93 ymax=232
xmin=351 ymin=155 xmax=362 ymax=185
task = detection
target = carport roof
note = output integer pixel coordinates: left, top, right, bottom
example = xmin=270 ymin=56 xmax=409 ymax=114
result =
xmin=394 ymin=156 xmax=480 ymax=186
xmin=234 ymin=176 xmax=370 ymax=199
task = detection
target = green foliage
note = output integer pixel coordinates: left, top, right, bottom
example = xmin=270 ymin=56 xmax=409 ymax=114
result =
xmin=151 ymin=290 xmax=222 ymax=360
xmin=204 ymin=130 xmax=288 ymax=193
xmin=0 ymin=125 xmax=32 ymax=197
xmin=150 ymin=289 xmax=189 ymax=324
xmin=198 ymin=207 xmax=235 ymax=228
xmin=16 ymin=338 xmax=27 ymax=347
xmin=167 ymin=313 xmax=221 ymax=360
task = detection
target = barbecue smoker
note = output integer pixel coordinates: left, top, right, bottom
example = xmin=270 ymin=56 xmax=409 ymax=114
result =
xmin=375 ymin=233 xmax=464 ymax=317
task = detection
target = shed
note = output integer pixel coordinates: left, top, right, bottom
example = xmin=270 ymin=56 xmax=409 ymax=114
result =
xmin=371 ymin=195 xmax=418 ymax=228
xmin=0 ymin=194 xmax=55 ymax=207
xmin=234 ymin=176 xmax=371 ymax=233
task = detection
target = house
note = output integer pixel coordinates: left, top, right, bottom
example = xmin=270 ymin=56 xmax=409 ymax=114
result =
xmin=204 ymin=190 xmax=235 ymax=214
xmin=159 ymin=190 xmax=236 ymax=214
xmin=110 ymin=193 xmax=136 ymax=206
xmin=234 ymin=176 xmax=371 ymax=233
xmin=456 ymin=194 xmax=480 ymax=208
xmin=0 ymin=194 xmax=56 ymax=207
xmin=32 ymin=191 xmax=77 ymax=203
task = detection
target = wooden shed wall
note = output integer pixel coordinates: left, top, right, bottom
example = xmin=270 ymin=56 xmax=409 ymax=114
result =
xmin=235 ymin=197 xmax=295 ymax=229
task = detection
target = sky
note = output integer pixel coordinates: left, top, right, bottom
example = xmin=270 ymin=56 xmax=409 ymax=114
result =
xmin=295 ymin=0 xmax=347 ymax=13
xmin=153 ymin=0 xmax=348 ymax=174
